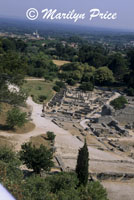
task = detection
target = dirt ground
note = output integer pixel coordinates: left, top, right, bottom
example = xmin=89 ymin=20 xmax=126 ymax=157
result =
xmin=102 ymin=181 xmax=134 ymax=200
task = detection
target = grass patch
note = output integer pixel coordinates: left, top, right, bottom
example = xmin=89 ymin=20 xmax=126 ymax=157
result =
xmin=30 ymin=134 xmax=51 ymax=149
xmin=22 ymin=80 xmax=55 ymax=104
xmin=53 ymin=59 xmax=71 ymax=67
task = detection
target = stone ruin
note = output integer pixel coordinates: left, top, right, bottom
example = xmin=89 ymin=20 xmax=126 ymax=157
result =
xmin=90 ymin=96 xmax=134 ymax=137
xmin=44 ymin=85 xmax=134 ymax=138
xmin=45 ymin=87 xmax=115 ymax=122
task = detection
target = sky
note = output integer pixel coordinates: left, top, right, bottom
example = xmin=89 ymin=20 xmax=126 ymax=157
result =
xmin=0 ymin=0 xmax=134 ymax=31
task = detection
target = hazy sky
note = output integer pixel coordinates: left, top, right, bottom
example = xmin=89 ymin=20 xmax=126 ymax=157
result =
xmin=0 ymin=0 xmax=134 ymax=30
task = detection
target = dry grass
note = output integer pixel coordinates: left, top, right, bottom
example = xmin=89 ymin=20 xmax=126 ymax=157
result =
xmin=53 ymin=59 xmax=71 ymax=67
xmin=0 ymin=136 xmax=13 ymax=148
xmin=0 ymin=103 xmax=35 ymax=134
xmin=13 ymin=122 xmax=35 ymax=134
xmin=30 ymin=134 xmax=51 ymax=148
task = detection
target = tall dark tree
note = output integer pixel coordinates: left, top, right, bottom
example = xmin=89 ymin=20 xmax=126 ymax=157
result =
xmin=76 ymin=140 xmax=89 ymax=186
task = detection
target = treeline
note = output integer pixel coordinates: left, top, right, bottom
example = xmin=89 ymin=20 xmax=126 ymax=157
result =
xmin=0 ymin=38 xmax=58 ymax=80
xmin=1 ymin=37 xmax=134 ymax=95
xmin=57 ymin=44 xmax=134 ymax=95
xmin=39 ymin=38 xmax=134 ymax=95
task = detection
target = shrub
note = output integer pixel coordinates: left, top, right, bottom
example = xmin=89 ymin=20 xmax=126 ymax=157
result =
xmin=22 ymin=175 xmax=52 ymax=200
xmin=47 ymin=131 xmax=56 ymax=142
xmin=126 ymin=88 xmax=134 ymax=96
xmin=110 ymin=96 xmax=128 ymax=110
xmin=55 ymin=81 xmax=65 ymax=88
xmin=79 ymin=181 xmax=108 ymax=200
xmin=0 ymin=146 xmax=20 ymax=167
xmin=38 ymin=95 xmax=47 ymax=102
xmin=53 ymin=85 xmax=60 ymax=92
xmin=66 ymin=78 xmax=76 ymax=86
xmin=46 ymin=172 xmax=80 ymax=200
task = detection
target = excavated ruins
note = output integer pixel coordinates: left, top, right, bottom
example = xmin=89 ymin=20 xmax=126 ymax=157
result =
xmin=43 ymin=86 xmax=134 ymax=200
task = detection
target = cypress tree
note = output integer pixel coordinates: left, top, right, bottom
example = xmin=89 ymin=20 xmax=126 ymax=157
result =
xmin=76 ymin=140 xmax=89 ymax=186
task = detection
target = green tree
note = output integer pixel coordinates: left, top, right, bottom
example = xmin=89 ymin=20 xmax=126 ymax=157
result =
xmin=95 ymin=66 xmax=115 ymax=86
xmin=66 ymin=78 xmax=76 ymax=86
xmin=76 ymin=140 xmax=89 ymax=186
xmin=71 ymin=70 xmax=82 ymax=81
xmin=79 ymin=82 xmax=94 ymax=91
xmin=0 ymin=51 xmax=27 ymax=105
xmin=110 ymin=96 xmax=128 ymax=110
xmin=55 ymin=81 xmax=65 ymax=88
xmin=20 ymin=142 xmax=54 ymax=174
xmin=6 ymin=108 xmax=27 ymax=129
xmin=82 ymin=72 xmax=95 ymax=83
xmin=124 ymin=71 xmax=134 ymax=89
xmin=108 ymin=53 xmax=128 ymax=81
xmin=79 ymin=45 xmax=107 ymax=68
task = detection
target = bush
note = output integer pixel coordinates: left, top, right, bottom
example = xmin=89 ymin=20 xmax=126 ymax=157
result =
xmin=0 ymin=161 xmax=23 ymax=200
xmin=47 ymin=131 xmax=56 ymax=142
xmin=53 ymin=85 xmax=60 ymax=92
xmin=20 ymin=142 xmax=54 ymax=174
xmin=46 ymin=172 xmax=80 ymax=200
xmin=66 ymin=78 xmax=76 ymax=86
xmin=38 ymin=95 xmax=47 ymax=102
xmin=0 ymin=146 xmax=20 ymax=167
xmin=22 ymin=175 xmax=55 ymax=200
xmin=79 ymin=82 xmax=94 ymax=91
xmin=126 ymin=88 xmax=134 ymax=96
xmin=0 ymin=147 xmax=23 ymax=199
xmin=79 ymin=181 xmax=108 ymax=200
xmin=37 ymin=86 xmax=42 ymax=90
xmin=110 ymin=96 xmax=128 ymax=110
xmin=44 ymin=74 xmax=53 ymax=82
xmin=55 ymin=81 xmax=65 ymax=88
xmin=6 ymin=107 xmax=27 ymax=129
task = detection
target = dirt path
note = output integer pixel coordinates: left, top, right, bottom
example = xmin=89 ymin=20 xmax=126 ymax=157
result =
xmin=25 ymin=78 xmax=44 ymax=81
